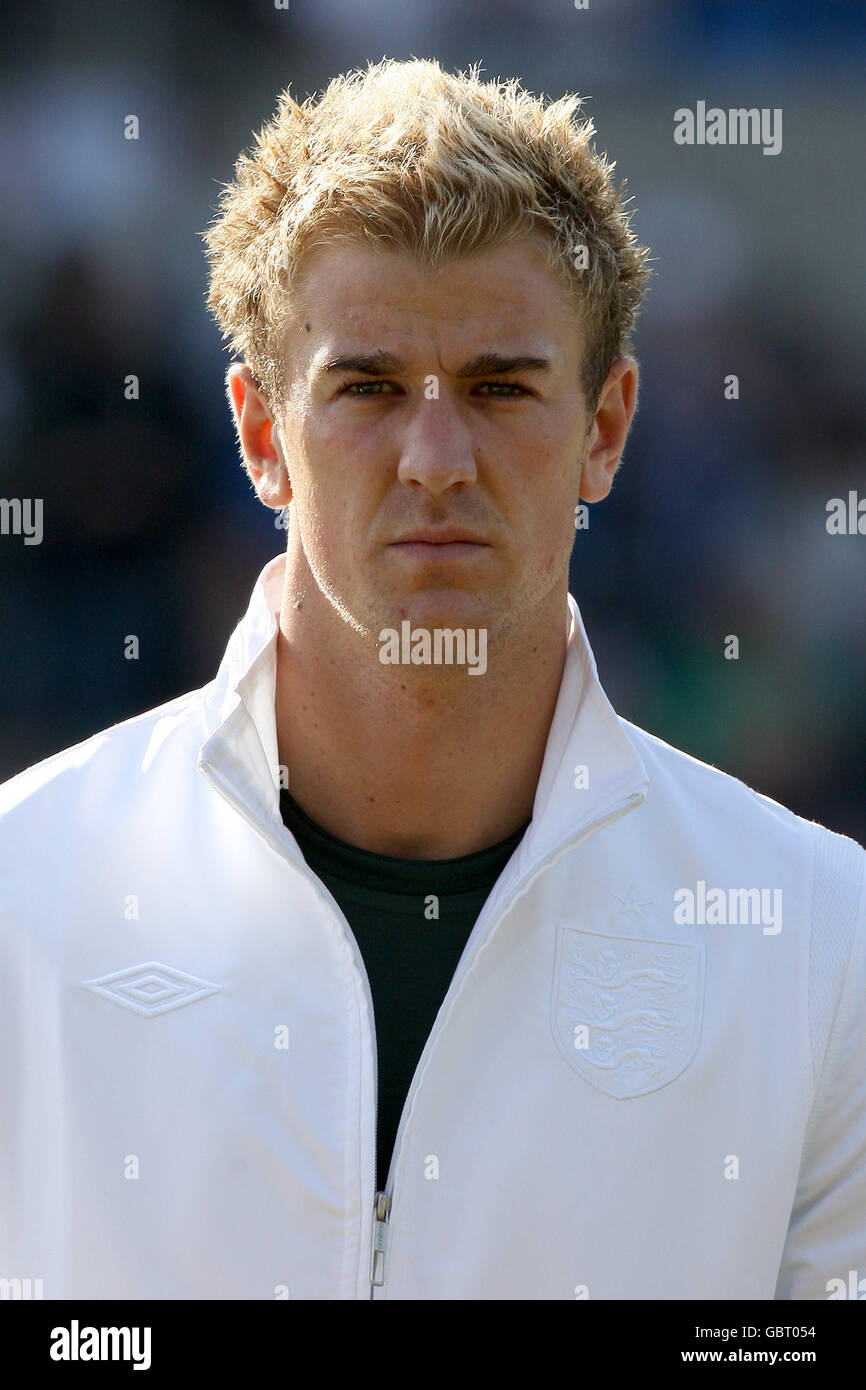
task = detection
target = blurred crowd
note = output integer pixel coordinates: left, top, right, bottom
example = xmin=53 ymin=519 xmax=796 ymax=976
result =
xmin=1 ymin=0 xmax=863 ymax=842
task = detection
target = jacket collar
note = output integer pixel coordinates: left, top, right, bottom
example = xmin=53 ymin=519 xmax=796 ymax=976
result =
xmin=198 ymin=552 xmax=649 ymax=866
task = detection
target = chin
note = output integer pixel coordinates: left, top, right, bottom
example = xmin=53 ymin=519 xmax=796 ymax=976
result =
xmin=394 ymin=590 xmax=492 ymax=624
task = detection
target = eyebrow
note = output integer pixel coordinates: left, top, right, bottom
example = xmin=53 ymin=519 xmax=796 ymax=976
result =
xmin=317 ymin=349 xmax=552 ymax=378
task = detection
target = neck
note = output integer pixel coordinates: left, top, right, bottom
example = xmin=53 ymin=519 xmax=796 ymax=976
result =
xmin=273 ymin=555 xmax=569 ymax=859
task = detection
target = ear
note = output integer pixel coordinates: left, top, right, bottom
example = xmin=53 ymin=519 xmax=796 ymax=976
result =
xmin=225 ymin=363 xmax=292 ymax=508
xmin=578 ymin=356 xmax=639 ymax=503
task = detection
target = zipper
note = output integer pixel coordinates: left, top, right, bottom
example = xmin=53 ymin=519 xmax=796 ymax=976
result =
xmin=199 ymin=756 xmax=644 ymax=1299
xmin=370 ymin=1191 xmax=391 ymax=1287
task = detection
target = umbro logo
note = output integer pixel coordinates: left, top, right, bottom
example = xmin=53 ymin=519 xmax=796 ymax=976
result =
xmin=82 ymin=962 xmax=221 ymax=1017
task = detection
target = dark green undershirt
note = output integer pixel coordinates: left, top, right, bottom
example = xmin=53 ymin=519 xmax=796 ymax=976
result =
xmin=280 ymin=789 xmax=529 ymax=1193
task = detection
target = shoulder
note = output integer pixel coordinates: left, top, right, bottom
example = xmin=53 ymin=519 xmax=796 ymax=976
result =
xmin=621 ymin=714 xmax=864 ymax=909
xmin=0 ymin=686 xmax=207 ymax=834
xmin=621 ymin=715 xmax=856 ymax=843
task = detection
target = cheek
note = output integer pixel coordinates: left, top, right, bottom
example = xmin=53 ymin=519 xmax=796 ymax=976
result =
xmin=301 ymin=478 xmax=366 ymax=584
xmin=518 ymin=457 xmax=580 ymax=567
xmin=303 ymin=416 xmax=386 ymax=515
xmin=545 ymin=513 xmax=575 ymax=572
xmin=508 ymin=500 xmax=572 ymax=581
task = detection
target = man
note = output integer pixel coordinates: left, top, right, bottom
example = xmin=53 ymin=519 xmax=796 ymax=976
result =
xmin=1 ymin=58 xmax=864 ymax=1301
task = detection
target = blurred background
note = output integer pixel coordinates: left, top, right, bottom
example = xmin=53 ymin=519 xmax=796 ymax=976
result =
xmin=0 ymin=0 xmax=863 ymax=842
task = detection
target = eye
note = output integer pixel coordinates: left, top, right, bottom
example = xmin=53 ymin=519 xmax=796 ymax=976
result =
xmin=474 ymin=381 xmax=531 ymax=397
xmin=339 ymin=379 xmax=397 ymax=396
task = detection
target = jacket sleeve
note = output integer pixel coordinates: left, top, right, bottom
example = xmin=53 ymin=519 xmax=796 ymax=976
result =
xmin=775 ymin=830 xmax=866 ymax=1300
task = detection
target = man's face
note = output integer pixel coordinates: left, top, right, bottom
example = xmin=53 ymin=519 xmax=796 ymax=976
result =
xmin=273 ymin=237 xmax=599 ymax=644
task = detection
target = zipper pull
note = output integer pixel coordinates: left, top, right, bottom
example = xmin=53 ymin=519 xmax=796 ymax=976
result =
xmin=370 ymin=1191 xmax=391 ymax=1287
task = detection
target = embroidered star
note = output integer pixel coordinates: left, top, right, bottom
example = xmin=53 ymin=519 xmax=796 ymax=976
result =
xmin=615 ymin=886 xmax=652 ymax=917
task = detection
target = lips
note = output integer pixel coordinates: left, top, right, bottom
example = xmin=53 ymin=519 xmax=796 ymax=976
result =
xmin=391 ymin=530 xmax=489 ymax=545
xmin=388 ymin=537 xmax=491 ymax=563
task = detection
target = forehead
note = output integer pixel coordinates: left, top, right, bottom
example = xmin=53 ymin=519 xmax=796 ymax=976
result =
xmin=288 ymin=237 xmax=581 ymax=365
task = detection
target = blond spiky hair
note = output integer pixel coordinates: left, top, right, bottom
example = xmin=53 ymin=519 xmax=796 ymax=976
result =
xmin=202 ymin=57 xmax=651 ymax=414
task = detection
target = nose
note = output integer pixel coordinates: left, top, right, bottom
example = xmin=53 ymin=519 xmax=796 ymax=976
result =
xmin=396 ymin=392 xmax=478 ymax=496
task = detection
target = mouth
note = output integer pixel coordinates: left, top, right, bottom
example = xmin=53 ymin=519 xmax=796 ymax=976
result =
xmin=388 ymin=528 xmax=491 ymax=560
xmin=388 ymin=539 xmax=491 ymax=561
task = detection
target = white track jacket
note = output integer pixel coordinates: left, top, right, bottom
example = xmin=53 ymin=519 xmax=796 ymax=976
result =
xmin=1 ymin=552 xmax=864 ymax=1300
